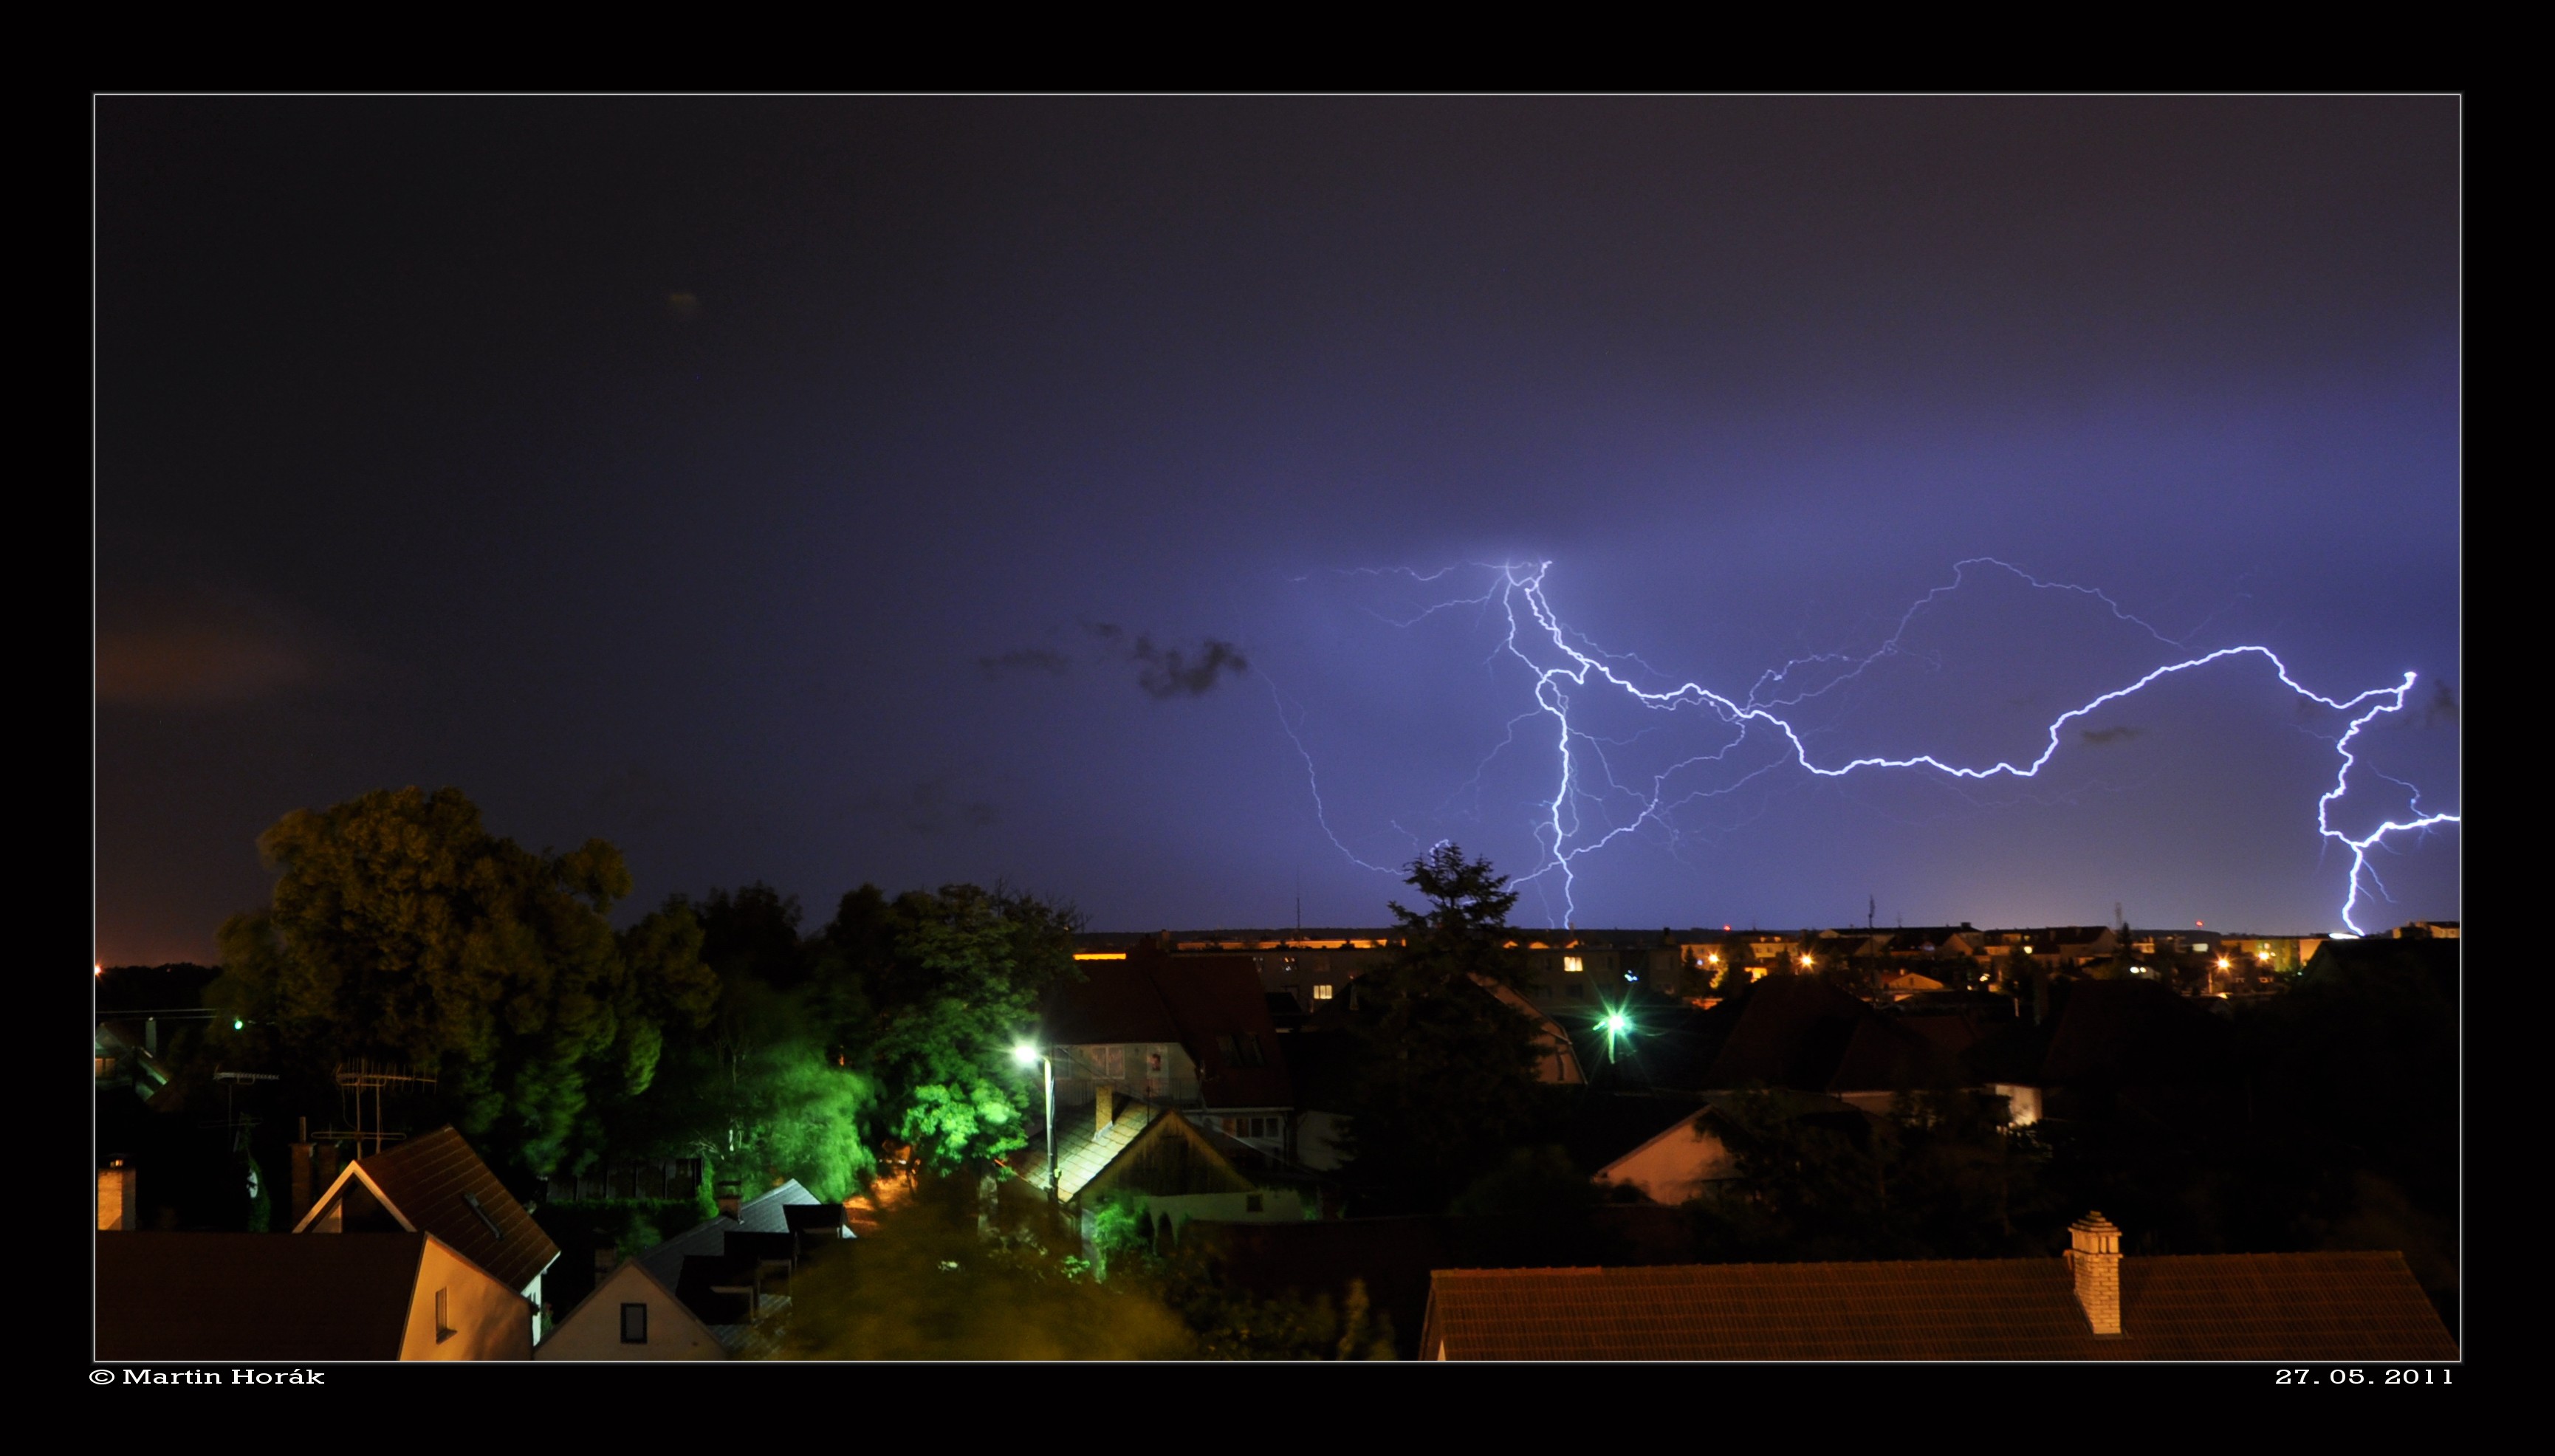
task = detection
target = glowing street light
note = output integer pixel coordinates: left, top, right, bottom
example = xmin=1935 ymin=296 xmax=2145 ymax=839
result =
xmin=1599 ymin=1008 xmax=1632 ymax=1063
xmin=1012 ymin=1043 xmax=1055 ymax=1203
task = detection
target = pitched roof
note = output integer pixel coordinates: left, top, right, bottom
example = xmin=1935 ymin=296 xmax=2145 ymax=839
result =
xmin=1016 ymin=1099 xmax=1255 ymax=1205
xmin=1044 ymin=949 xmax=1294 ymax=1108
xmin=635 ymin=1180 xmax=822 ymax=1292
xmin=1704 ymin=976 xmax=1869 ymax=1090
xmin=1421 ymin=1252 xmax=2456 ymax=1360
xmin=301 ymin=1127 xmax=559 ymax=1295
xmin=97 ymin=1232 xmax=426 ymax=1360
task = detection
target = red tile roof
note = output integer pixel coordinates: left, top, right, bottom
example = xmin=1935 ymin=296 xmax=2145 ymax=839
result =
xmin=1043 ymin=949 xmax=1294 ymax=1108
xmin=1421 ymin=1253 xmax=2455 ymax=1360
xmin=329 ymin=1127 xmax=560 ymax=1295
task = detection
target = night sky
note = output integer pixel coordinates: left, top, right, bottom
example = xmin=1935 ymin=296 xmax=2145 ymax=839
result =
xmin=95 ymin=97 xmax=2459 ymax=962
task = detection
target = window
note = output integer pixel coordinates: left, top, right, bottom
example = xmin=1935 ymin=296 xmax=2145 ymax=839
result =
xmin=1311 ymin=983 xmax=1334 ymax=1001
xmin=621 ymin=1302 xmax=648 ymax=1345
xmin=434 ymin=1288 xmax=455 ymax=1342
xmin=1566 ymin=984 xmax=1587 ymax=1001
xmin=1563 ymin=955 xmax=1585 ymax=974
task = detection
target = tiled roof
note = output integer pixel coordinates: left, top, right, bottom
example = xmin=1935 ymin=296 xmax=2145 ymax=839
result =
xmin=330 ymin=1127 xmax=560 ymax=1295
xmin=1705 ymin=976 xmax=1868 ymax=1090
xmin=97 ymin=1232 xmax=425 ymax=1360
xmin=1421 ymin=1253 xmax=2457 ymax=1360
xmin=1043 ymin=949 xmax=1294 ymax=1108
xmin=1018 ymin=1100 xmax=1167 ymax=1203
xmin=1017 ymin=1099 xmax=1258 ymax=1205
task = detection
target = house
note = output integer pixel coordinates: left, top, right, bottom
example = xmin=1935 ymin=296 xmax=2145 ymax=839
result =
xmin=97 ymin=1231 xmax=531 ymax=1360
xmin=1582 ymin=1093 xmax=1736 ymax=1205
xmin=537 ymin=1255 xmax=727 ymax=1360
xmin=1421 ymin=1212 xmax=2457 ymax=1360
xmin=624 ymin=1179 xmax=848 ymax=1356
xmin=1042 ymin=945 xmax=1297 ymax=1157
xmin=1012 ymin=1088 xmax=1313 ymax=1250
xmin=292 ymin=1126 xmax=560 ymax=1322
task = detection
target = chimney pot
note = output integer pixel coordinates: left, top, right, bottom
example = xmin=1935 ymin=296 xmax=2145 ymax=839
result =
xmin=1096 ymin=1083 xmax=1117 ymax=1135
xmin=2067 ymin=1211 xmax=2124 ymax=1336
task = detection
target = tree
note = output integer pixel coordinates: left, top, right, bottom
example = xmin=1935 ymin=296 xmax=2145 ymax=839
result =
xmin=208 ymin=787 xmax=716 ymax=1177
xmin=868 ymin=885 xmax=1083 ymax=1171
xmin=1340 ymin=845 xmax=1554 ymax=1211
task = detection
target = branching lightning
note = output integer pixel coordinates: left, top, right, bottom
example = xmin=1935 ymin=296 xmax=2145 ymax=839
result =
xmin=1279 ymin=559 xmax=2457 ymax=934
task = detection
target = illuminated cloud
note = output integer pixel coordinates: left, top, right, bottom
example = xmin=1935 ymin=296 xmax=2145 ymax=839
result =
xmin=96 ymin=597 xmax=312 ymax=709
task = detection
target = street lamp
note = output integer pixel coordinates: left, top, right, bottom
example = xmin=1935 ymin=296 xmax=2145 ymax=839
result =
xmin=1599 ymin=1009 xmax=1631 ymax=1064
xmin=1012 ymin=1043 xmax=1055 ymax=1204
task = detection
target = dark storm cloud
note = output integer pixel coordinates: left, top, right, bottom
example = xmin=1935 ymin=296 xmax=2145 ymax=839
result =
xmin=857 ymin=777 xmax=999 ymax=837
xmin=1086 ymin=624 xmax=1251 ymax=698
xmin=2079 ymin=725 xmax=2144 ymax=746
xmin=2423 ymin=680 xmax=2456 ymax=727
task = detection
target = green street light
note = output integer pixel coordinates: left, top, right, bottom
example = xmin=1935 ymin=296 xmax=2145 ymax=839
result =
xmin=1600 ymin=1009 xmax=1631 ymax=1064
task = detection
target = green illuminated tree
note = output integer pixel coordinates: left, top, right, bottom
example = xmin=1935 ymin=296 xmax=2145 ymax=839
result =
xmin=867 ymin=885 xmax=1083 ymax=1171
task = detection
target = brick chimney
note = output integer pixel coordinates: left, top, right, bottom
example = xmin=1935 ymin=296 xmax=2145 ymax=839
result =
xmin=2066 ymin=1211 xmax=2124 ymax=1336
xmin=1095 ymin=1082 xmax=1117 ymax=1135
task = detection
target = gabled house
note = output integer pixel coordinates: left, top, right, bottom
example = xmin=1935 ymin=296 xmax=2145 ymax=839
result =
xmin=537 ymin=1255 xmax=727 ymax=1360
xmin=1421 ymin=1212 xmax=2457 ymax=1360
xmin=292 ymin=1127 xmax=560 ymax=1321
xmin=627 ymin=1179 xmax=846 ymax=1356
xmin=98 ymin=1231 xmax=531 ymax=1360
xmin=1013 ymin=1088 xmax=1312 ymax=1249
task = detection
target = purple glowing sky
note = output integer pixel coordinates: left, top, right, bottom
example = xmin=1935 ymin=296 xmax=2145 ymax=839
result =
xmin=96 ymin=97 xmax=2458 ymax=960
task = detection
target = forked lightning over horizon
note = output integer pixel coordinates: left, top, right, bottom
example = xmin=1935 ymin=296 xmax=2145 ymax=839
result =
xmin=1270 ymin=559 xmax=2458 ymax=936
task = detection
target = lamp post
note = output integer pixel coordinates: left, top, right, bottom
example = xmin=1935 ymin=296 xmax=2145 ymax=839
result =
xmin=1012 ymin=1044 xmax=1055 ymax=1204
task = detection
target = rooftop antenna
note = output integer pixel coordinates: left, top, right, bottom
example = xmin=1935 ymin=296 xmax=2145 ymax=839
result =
xmin=1296 ymin=872 xmax=1302 ymax=933
xmin=1868 ymin=894 xmax=1875 ymax=931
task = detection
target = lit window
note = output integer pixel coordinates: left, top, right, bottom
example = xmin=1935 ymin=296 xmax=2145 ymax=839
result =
xmin=1312 ymin=983 xmax=1334 ymax=1000
xmin=1563 ymin=955 xmax=1585 ymax=975
xmin=621 ymin=1302 xmax=648 ymax=1344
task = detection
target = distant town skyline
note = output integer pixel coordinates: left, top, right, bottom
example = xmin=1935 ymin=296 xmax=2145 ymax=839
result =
xmin=97 ymin=97 xmax=2458 ymax=962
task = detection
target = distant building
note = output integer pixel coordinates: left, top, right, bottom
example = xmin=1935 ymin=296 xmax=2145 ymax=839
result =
xmin=1042 ymin=945 xmax=1297 ymax=1156
xmin=620 ymin=1179 xmax=849 ymax=1356
xmin=1421 ymin=1212 xmax=2455 ymax=1360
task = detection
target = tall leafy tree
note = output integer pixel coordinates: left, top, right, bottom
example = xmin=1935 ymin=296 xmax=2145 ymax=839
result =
xmin=1342 ymin=844 xmax=1553 ymax=1211
xmin=868 ymin=885 xmax=1082 ymax=1170
xmin=208 ymin=787 xmax=715 ymax=1176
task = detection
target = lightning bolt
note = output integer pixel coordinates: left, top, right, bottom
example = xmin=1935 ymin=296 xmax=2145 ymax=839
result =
xmin=1278 ymin=559 xmax=2456 ymax=935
